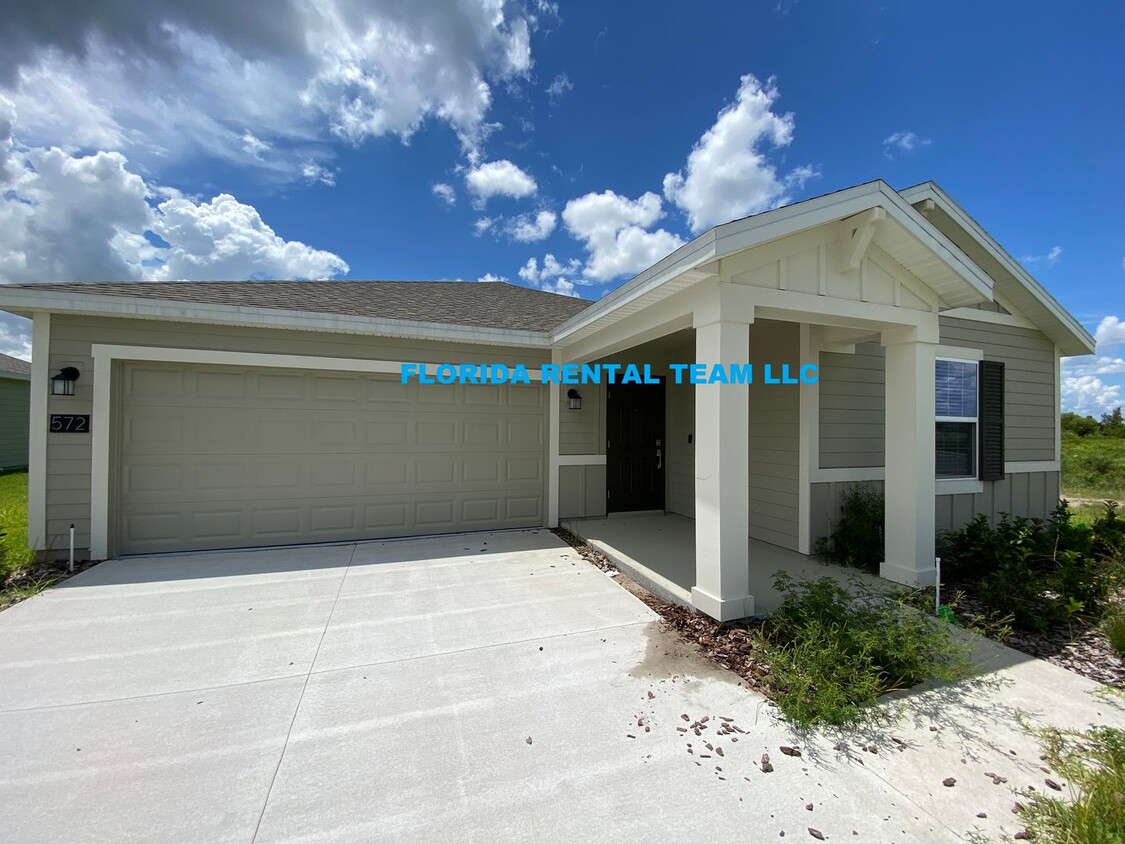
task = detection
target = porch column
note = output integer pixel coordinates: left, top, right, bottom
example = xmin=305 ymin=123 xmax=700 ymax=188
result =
xmin=692 ymin=318 xmax=754 ymax=620
xmin=881 ymin=330 xmax=938 ymax=585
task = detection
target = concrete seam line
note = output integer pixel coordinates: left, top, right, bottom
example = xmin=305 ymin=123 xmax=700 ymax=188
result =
xmin=251 ymin=542 xmax=358 ymax=843
xmin=303 ymin=617 xmax=657 ymax=678
xmin=0 ymin=671 xmax=311 ymax=715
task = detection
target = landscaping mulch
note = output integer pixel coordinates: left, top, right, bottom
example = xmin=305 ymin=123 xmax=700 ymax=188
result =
xmin=949 ymin=587 xmax=1125 ymax=689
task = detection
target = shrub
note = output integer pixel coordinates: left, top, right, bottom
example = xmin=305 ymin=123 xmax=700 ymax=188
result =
xmin=939 ymin=502 xmax=1115 ymax=632
xmin=812 ymin=483 xmax=884 ymax=575
xmin=757 ymin=572 xmax=972 ymax=728
xmin=1015 ymin=726 xmax=1125 ymax=843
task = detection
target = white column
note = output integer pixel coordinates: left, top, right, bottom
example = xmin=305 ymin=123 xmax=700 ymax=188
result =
xmin=881 ymin=331 xmax=937 ymax=585
xmin=27 ymin=312 xmax=50 ymax=553
xmin=692 ymin=318 xmax=754 ymax=620
xmin=546 ymin=348 xmax=561 ymax=528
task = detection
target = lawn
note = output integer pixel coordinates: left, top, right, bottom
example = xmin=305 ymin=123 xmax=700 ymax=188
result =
xmin=1061 ymin=432 xmax=1125 ymax=500
xmin=0 ymin=470 xmax=34 ymax=581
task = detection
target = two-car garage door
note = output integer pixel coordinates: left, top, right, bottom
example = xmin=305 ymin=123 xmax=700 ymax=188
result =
xmin=115 ymin=362 xmax=545 ymax=555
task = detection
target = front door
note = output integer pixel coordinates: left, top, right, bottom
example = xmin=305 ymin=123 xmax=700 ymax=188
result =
xmin=606 ymin=379 xmax=665 ymax=512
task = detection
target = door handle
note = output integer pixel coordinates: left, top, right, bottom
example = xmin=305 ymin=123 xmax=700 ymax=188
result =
xmin=656 ymin=448 xmax=662 ymax=470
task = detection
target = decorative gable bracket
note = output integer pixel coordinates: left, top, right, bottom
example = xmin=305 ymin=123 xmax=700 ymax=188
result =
xmin=837 ymin=207 xmax=886 ymax=274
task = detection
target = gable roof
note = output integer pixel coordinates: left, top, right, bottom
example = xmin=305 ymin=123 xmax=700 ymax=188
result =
xmin=898 ymin=182 xmax=1095 ymax=356
xmin=0 ymin=352 xmax=31 ymax=379
xmin=1 ymin=281 xmax=592 ymax=334
xmin=552 ymin=179 xmax=996 ymax=346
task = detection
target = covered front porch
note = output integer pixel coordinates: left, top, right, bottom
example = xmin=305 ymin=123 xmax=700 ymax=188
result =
xmin=546 ymin=184 xmax=995 ymax=621
xmin=561 ymin=512 xmax=884 ymax=615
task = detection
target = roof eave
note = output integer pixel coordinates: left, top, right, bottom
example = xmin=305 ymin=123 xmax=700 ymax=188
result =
xmin=899 ymin=182 xmax=1096 ymax=356
xmin=0 ymin=288 xmax=555 ymax=349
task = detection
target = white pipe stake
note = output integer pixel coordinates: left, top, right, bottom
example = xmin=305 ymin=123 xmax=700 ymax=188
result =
xmin=69 ymin=523 xmax=75 ymax=574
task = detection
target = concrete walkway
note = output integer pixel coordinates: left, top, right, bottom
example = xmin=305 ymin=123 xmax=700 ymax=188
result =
xmin=0 ymin=529 xmax=1121 ymax=842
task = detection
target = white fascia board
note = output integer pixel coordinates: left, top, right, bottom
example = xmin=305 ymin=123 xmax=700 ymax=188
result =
xmin=0 ymin=371 xmax=31 ymax=382
xmin=899 ymin=182 xmax=1096 ymax=356
xmin=0 ymin=288 xmax=552 ymax=349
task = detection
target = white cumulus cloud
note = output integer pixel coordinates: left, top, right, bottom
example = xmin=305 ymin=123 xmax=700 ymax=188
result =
xmin=507 ymin=210 xmax=557 ymax=242
xmin=562 ymin=190 xmax=683 ymax=281
xmin=518 ymin=254 xmax=580 ymax=297
xmin=1094 ymin=315 xmax=1125 ymax=350
xmin=662 ymin=74 xmax=814 ymax=233
xmin=1062 ymin=374 xmax=1123 ymax=414
xmin=465 ymin=160 xmax=537 ymax=205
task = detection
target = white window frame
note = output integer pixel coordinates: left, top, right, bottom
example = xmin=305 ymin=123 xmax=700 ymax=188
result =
xmin=935 ymin=355 xmax=980 ymax=483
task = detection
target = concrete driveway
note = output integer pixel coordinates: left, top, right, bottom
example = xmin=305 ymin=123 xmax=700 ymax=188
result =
xmin=0 ymin=529 xmax=1120 ymax=843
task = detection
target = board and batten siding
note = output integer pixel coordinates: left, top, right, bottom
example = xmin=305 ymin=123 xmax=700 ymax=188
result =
xmin=748 ymin=321 xmax=800 ymax=550
xmin=42 ymin=314 xmax=551 ymax=560
xmin=0 ymin=377 xmax=31 ymax=469
xmin=938 ymin=317 xmax=1057 ymax=462
xmin=818 ymin=342 xmax=885 ymax=469
xmin=811 ymin=471 xmax=1060 ymax=548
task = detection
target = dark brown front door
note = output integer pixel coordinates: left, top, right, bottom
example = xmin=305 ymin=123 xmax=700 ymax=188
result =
xmin=606 ymin=379 xmax=665 ymax=512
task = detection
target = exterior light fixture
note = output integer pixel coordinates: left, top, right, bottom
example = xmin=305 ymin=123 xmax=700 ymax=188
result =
xmin=567 ymin=388 xmax=582 ymax=411
xmin=51 ymin=366 xmax=80 ymax=396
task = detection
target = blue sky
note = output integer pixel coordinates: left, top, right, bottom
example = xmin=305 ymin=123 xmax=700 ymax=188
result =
xmin=0 ymin=1 xmax=1121 ymax=413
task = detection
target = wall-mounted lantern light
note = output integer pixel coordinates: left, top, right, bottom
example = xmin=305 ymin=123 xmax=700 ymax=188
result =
xmin=51 ymin=366 xmax=80 ymax=396
xmin=567 ymin=388 xmax=582 ymax=411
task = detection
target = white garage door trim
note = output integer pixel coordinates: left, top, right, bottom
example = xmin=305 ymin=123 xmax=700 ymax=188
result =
xmin=90 ymin=344 xmax=555 ymax=559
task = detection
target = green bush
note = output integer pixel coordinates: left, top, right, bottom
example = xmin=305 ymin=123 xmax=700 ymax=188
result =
xmin=757 ymin=572 xmax=972 ymax=728
xmin=939 ymin=502 xmax=1118 ymax=632
xmin=1015 ymin=725 xmax=1125 ymax=843
xmin=812 ymin=483 xmax=884 ymax=575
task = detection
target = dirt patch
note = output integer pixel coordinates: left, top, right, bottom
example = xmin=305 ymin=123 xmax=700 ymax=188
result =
xmin=553 ymin=527 xmax=776 ymax=698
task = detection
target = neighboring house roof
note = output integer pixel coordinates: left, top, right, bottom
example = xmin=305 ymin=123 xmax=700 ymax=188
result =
xmin=0 ymin=352 xmax=31 ymax=380
xmin=2 ymin=281 xmax=592 ymax=334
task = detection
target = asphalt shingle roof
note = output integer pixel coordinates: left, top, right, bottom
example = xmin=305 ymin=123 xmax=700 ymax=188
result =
xmin=14 ymin=281 xmax=594 ymax=333
xmin=0 ymin=353 xmax=31 ymax=377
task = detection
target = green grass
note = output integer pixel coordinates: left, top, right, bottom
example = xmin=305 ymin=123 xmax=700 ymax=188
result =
xmin=1013 ymin=726 xmax=1125 ymax=844
xmin=0 ymin=470 xmax=34 ymax=582
xmin=1105 ymin=612 xmax=1125 ymax=657
xmin=1062 ymin=432 xmax=1125 ymax=500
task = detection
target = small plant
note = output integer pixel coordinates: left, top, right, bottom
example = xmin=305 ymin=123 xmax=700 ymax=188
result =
xmin=1105 ymin=612 xmax=1125 ymax=657
xmin=756 ymin=572 xmax=972 ymax=728
xmin=1014 ymin=725 xmax=1125 ymax=843
xmin=813 ymin=483 xmax=884 ymax=574
xmin=0 ymin=575 xmax=58 ymax=611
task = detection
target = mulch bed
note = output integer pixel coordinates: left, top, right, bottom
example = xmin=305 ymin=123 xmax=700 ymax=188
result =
xmin=554 ymin=526 xmax=1125 ymax=692
xmin=947 ymin=585 xmax=1125 ymax=689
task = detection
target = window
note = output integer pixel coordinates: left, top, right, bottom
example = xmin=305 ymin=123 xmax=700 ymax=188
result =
xmin=935 ymin=359 xmax=978 ymax=479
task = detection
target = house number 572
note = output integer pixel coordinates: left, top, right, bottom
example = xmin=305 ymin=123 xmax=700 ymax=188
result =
xmin=49 ymin=414 xmax=90 ymax=433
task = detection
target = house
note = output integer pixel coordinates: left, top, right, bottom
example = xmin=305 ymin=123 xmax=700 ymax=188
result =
xmin=0 ymin=353 xmax=32 ymax=471
xmin=0 ymin=180 xmax=1094 ymax=620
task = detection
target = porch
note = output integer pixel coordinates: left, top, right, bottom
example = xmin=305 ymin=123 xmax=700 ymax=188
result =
xmin=561 ymin=512 xmax=885 ymax=615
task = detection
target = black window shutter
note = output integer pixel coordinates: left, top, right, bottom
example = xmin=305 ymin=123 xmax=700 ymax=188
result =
xmin=978 ymin=360 xmax=1005 ymax=481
